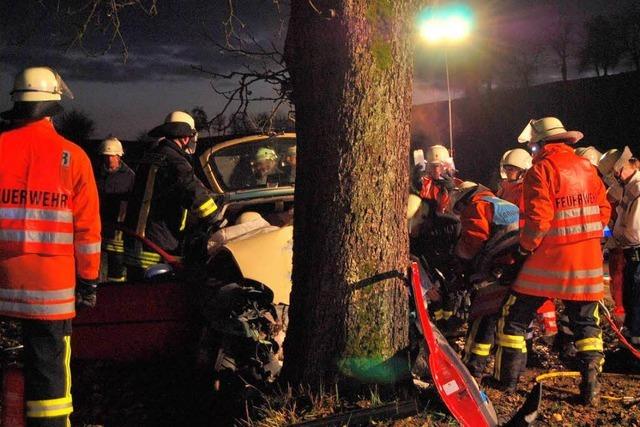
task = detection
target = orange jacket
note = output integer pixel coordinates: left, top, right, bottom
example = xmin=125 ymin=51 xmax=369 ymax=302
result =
xmin=0 ymin=119 xmax=101 ymax=320
xmin=419 ymin=176 xmax=463 ymax=214
xmin=455 ymin=189 xmax=519 ymax=261
xmin=514 ymin=143 xmax=611 ymax=301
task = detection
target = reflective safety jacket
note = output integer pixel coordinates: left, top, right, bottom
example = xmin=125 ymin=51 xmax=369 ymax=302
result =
xmin=418 ymin=176 xmax=463 ymax=214
xmin=514 ymin=143 xmax=611 ymax=301
xmin=0 ymin=119 xmax=101 ymax=320
xmin=455 ymin=188 xmax=520 ymax=274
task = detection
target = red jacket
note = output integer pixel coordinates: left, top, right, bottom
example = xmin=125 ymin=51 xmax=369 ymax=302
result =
xmin=514 ymin=143 xmax=611 ymax=301
xmin=0 ymin=119 xmax=101 ymax=319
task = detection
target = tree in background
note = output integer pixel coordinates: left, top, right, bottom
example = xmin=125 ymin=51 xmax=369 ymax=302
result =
xmin=548 ymin=2 xmax=577 ymax=83
xmin=619 ymin=7 xmax=640 ymax=71
xmin=54 ymin=109 xmax=96 ymax=145
xmin=580 ymin=15 xmax=625 ymax=77
xmin=281 ymin=0 xmax=417 ymax=389
xmin=190 ymin=106 xmax=210 ymax=135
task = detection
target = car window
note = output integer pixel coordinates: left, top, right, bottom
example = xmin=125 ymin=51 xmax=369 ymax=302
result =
xmin=210 ymin=137 xmax=296 ymax=191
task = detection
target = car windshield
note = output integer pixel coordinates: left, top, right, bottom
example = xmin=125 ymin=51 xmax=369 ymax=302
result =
xmin=209 ymin=137 xmax=296 ymax=192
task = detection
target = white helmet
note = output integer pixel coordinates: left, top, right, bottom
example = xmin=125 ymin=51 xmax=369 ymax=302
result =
xmin=598 ymin=147 xmax=633 ymax=177
xmin=11 ymin=67 xmax=74 ymax=102
xmin=407 ymin=194 xmax=422 ymax=220
xmin=425 ymin=145 xmax=452 ymax=165
xmin=99 ymin=137 xmax=124 ymax=156
xmin=574 ymin=146 xmax=603 ymax=167
xmin=148 ymin=110 xmax=198 ymax=140
xmin=449 ymin=181 xmax=479 ymax=213
xmin=500 ymin=148 xmax=532 ymax=179
xmin=517 ymin=117 xmax=583 ymax=144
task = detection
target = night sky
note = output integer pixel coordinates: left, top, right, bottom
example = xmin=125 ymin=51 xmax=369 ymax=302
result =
xmin=0 ymin=0 xmax=636 ymax=139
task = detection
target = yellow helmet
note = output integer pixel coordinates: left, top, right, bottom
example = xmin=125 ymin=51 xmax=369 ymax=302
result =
xmin=255 ymin=147 xmax=278 ymax=162
xmin=10 ymin=66 xmax=74 ymax=102
xmin=500 ymin=148 xmax=532 ymax=179
xmin=99 ymin=137 xmax=124 ymax=156
xmin=574 ymin=146 xmax=603 ymax=167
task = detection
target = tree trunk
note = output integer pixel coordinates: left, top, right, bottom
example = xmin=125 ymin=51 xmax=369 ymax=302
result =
xmin=281 ymin=0 xmax=415 ymax=388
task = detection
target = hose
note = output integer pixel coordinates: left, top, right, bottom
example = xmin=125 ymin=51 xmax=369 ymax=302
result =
xmin=598 ymin=301 xmax=640 ymax=360
xmin=535 ymin=371 xmax=640 ymax=403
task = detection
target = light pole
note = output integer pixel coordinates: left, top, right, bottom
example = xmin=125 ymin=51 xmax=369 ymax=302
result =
xmin=418 ymin=6 xmax=472 ymax=156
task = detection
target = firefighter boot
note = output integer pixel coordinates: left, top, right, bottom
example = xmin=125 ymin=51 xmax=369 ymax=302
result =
xmin=579 ymin=362 xmax=600 ymax=406
xmin=496 ymin=350 xmax=523 ymax=392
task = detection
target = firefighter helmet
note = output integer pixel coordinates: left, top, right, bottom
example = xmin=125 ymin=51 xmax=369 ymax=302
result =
xmin=574 ymin=146 xmax=602 ymax=167
xmin=598 ymin=147 xmax=634 ymax=177
xmin=99 ymin=137 xmax=124 ymax=156
xmin=500 ymin=148 xmax=532 ymax=179
xmin=10 ymin=67 xmax=74 ymax=102
xmin=148 ymin=111 xmax=198 ymax=139
xmin=517 ymin=117 xmax=583 ymax=144
xmin=1 ymin=67 xmax=73 ymax=120
xmin=449 ymin=181 xmax=479 ymax=213
xmin=425 ymin=145 xmax=452 ymax=164
xmin=255 ymin=147 xmax=278 ymax=162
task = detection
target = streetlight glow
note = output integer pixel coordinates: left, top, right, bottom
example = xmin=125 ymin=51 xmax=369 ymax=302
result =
xmin=417 ymin=6 xmax=473 ymax=44
xmin=417 ymin=4 xmax=474 ymax=156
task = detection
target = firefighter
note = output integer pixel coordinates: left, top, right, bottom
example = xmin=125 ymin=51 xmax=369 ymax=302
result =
xmin=594 ymin=148 xmax=627 ymax=326
xmin=498 ymin=148 xmax=559 ymax=362
xmin=448 ymin=181 xmax=519 ymax=380
xmin=496 ymin=148 xmax=532 ymax=214
xmin=494 ymin=117 xmax=610 ymax=405
xmin=0 ymin=67 xmax=101 ymax=427
xmin=136 ymin=111 xmax=219 ymax=258
xmin=95 ymin=137 xmax=135 ymax=282
xmin=412 ymin=145 xmax=463 ymax=333
xmin=599 ymin=147 xmax=640 ymax=350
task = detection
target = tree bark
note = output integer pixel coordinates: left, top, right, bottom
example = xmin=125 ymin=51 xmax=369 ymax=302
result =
xmin=281 ymin=0 xmax=416 ymax=388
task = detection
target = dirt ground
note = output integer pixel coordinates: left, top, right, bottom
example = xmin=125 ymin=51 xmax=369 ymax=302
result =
xmin=2 ymin=304 xmax=640 ymax=426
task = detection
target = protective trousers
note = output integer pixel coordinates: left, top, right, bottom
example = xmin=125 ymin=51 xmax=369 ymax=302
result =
xmin=23 ymin=320 xmax=73 ymax=427
xmin=103 ymin=238 xmax=126 ymax=282
xmin=623 ymin=247 xmax=640 ymax=344
xmin=463 ymin=313 xmax=498 ymax=378
xmin=494 ymin=293 xmax=603 ymax=386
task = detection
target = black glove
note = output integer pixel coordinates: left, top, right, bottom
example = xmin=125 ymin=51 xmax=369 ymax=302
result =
xmin=76 ymin=278 xmax=98 ymax=309
xmin=499 ymin=246 xmax=531 ymax=284
xmin=440 ymin=171 xmax=457 ymax=191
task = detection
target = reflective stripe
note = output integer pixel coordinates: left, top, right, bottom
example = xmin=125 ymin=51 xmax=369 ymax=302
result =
xmin=179 ymin=209 xmax=188 ymax=231
xmin=0 ymin=300 xmax=75 ymax=316
xmin=575 ymin=337 xmax=603 ymax=352
xmin=470 ymin=342 xmax=491 ymax=356
xmin=26 ymin=396 xmax=73 ymax=418
xmin=514 ymin=279 xmax=603 ymax=295
xmin=520 ymin=266 xmax=603 ymax=280
xmin=546 ymin=221 xmax=602 ymax=237
xmin=197 ymin=198 xmax=217 ymax=218
xmin=0 ymin=207 xmax=73 ymax=223
xmin=105 ymin=243 xmax=124 ymax=253
xmin=496 ymin=336 xmax=527 ymax=351
xmin=0 ymin=229 xmax=73 ymax=244
xmin=76 ymin=242 xmax=101 ymax=254
xmin=433 ymin=309 xmax=444 ymax=321
xmin=443 ymin=311 xmax=453 ymax=320
xmin=522 ymin=225 xmax=546 ymax=240
xmin=0 ymin=288 xmax=75 ymax=301
xmin=107 ymin=276 xmax=126 ymax=283
xmin=554 ymin=205 xmax=600 ymax=220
